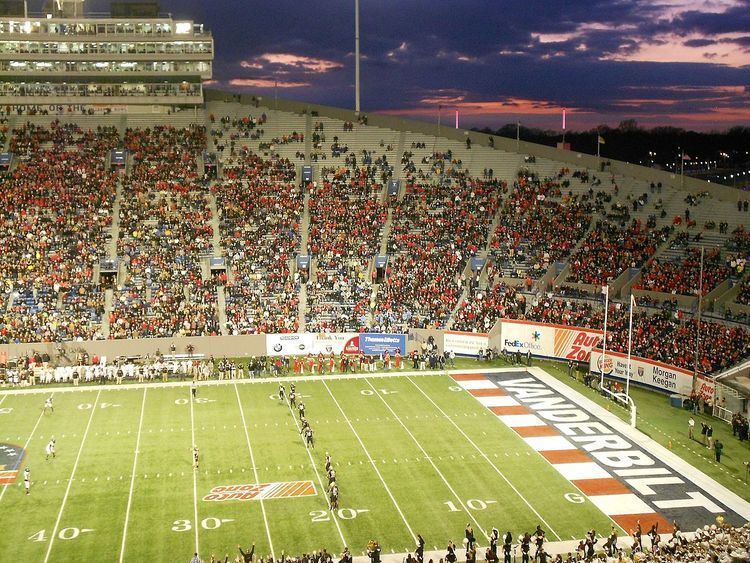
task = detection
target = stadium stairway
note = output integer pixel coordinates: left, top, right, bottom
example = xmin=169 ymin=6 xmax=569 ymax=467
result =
xmin=102 ymin=289 xmax=113 ymax=338
xmin=378 ymin=208 xmax=394 ymax=255
xmin=216 ymin=286 xmax=228 ymax=335
xmin=106 ymin=178 xmax=123 ymax=259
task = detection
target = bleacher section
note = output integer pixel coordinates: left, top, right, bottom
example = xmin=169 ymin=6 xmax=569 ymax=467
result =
xmin=1 ymin=100 xmax=749 ymax=385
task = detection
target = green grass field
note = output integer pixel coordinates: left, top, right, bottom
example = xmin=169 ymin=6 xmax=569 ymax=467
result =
xmin=0 ymin=372 xmax=626 ymax=562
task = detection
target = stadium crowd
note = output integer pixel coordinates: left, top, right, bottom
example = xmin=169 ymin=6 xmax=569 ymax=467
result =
xmin=215 ymin=151 xmax=301 ymax=334
xmin=637 ymin=247 xmax=729 ymax=296
xmin=489 ymin=174 xmax=593 ymax=279
xmin=111 ymin=124 xmax=220 ymax=338
xmin=568 ymin=220 xmax=672 ymax=285
xmin=0 ymin=121 xmax=119 ymax=343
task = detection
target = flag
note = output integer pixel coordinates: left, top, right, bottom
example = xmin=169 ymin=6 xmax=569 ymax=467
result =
xmin=682 ymin=154 xmax=692 ymax=161
xmin=630 ymin=294 xmax=637 ymax=308
xmin=597 ymin=135 xmax=605 ymax=145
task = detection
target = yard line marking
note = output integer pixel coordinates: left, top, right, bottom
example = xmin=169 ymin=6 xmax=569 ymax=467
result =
xmin=189 ymin=389 xmax=200 ymax=555
xmin=119 ymin=388 xmax=147 ymax=563
xmin=364 ymin=379 xmax=490 ymax=540
xmin=0 ymin=393 xmax=50 ymax=503
xmin=407 ymin=377 xmax=561 ymax=541
xmin=283 ymin=385 xmax=347 ymax=548
xmin=44 ymin=389 xmax=102 ymax=563
xmin=232 ymin=383 xmax=276 ymax=560
xmin=322 ymin=380 xmax=417 ymax=543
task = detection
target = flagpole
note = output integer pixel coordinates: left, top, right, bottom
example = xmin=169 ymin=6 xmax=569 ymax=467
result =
xmin=600 ymin=285 xmax=609 ymax=390
xmin=680 ymin=150 xmax=685 ymax=190
xmin=693 ymin=246 xmax=704 ymax=391
xmin=626 ymin=294 xmax=635 ymax=401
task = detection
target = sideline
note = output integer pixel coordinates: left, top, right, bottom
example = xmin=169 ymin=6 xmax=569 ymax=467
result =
xmin=0 ymin=367 xmax=520 ymax=396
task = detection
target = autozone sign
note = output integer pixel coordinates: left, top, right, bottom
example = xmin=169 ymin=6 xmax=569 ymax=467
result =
xmin=501 ymin=320 xmax=602 ymax=362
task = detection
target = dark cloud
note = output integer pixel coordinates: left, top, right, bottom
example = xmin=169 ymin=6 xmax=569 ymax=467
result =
xmin=47 ymin=0 xmax=750 ymax=129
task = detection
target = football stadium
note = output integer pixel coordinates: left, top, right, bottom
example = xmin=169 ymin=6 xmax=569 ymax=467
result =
xmin=0 ymin=1 xmax=750 ymax=562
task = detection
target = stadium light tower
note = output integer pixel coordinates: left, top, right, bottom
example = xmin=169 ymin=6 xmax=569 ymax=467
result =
xmin=355 ymin=0 xmax=361 ymax=113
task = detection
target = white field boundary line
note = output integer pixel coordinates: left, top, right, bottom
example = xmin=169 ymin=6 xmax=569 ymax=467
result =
xmin=118 ymin=387 xmax=148 ymax=563
xmin=527 ymin=367 xmax=750 ymax=521
xmin=232 ymin=382 xmax=277 ymax=560
xmin=0 ymin=367 xmax=525 ymax=396
xmin=0 ymin=392 xmax=50 ymax=503
xmin=189 ymin=388 xmax=200 ymax=555
xmin=281 ymin=384 xmax=348 ymax=549
xmin=321 ymin=380 xmax=418 ymax=544
xmin=363 ymin=378 xmax=489 ymax=541
xmin=406 ymin=376 xmax=563 ymax=541
xmin=44 ymin=389 xmax=102 ymax=563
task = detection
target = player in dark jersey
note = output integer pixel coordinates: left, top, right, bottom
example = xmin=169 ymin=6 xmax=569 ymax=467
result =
xmin=416 ymin=534 xmax=425 ymax=563
xmin=278 ymin=383 xmax=286 ymax=401
xmin=325 ymin=452 xmax=332 ymax=473
xmin=520 ymin=533 xmax=531 ymax=563
xmin=329 ymin=483 xmax=339 ymax=509
xmin=502 ymin=532 xmax=512 ymax=563
xmin=533 ymin=525 xmax=545 ymax=560
xmin=304 ymin=426 xmax=314 ymax=448
xmin=192 ymin=446 xmax=199 ymax=470
xmin=298 ymin=402 xmax=305 ymax=419
xmin=328 ymin=468 xmax=336 ymax=485
xmin=489 ymin=528 xmax=499 ymax=559
xmin=289 ymin=391 xmax=296 ymax=408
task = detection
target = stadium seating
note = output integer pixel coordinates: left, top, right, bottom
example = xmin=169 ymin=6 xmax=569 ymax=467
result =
xmin=0 ymin=106 xmax=749 ymax=378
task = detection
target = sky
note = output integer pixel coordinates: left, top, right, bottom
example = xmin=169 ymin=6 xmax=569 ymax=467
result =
xmin=84 ymin=0 xmax=750 ymax=131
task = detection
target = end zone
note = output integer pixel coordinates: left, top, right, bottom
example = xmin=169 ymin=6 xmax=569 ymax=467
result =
xmin=452 ymin=367 xmax=750 ymax=533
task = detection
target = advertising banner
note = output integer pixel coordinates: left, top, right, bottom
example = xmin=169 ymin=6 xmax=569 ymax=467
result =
xmin=444 ymin=331 xmax=489 ymax=356
xmin=309 ymin=333 xmax=360 ymax=355
xmin=265 ymin=333 xmax=313 ymax=356
xmin=500 ymin=319 xmax=602 ymax=362
xmin=589 ymin=348 xmax=715 ymax=399
xmin=359 ymin=333 xmax=406 ymax=355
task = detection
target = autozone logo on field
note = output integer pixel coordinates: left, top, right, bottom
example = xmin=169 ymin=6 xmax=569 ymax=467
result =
xmin=203 ymin=481 xmax=316 ymax=502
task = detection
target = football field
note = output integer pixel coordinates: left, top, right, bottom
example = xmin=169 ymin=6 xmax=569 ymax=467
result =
xmin=0 ymin=370 xmax=742 ymax=562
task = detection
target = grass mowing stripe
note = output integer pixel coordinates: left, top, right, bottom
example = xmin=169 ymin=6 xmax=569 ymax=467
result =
xmin=189 ymin=389 xmax=200 ymax=556
xmin=322 ymin=380 xmax=417 ymax=543
xmin=118 ymin=388 xmax=148 ymax=563
xmin=0 ymin=393 xmax=49 ymax=504
xmin=407 ymin=376 xmax=562 ymax=541
xmin=232 ymin=382 xmax=277 ymax=560
xmin=43 ymin=389 xmax=101 ymax=563
xmin=364 ymin=378 xmax=489 ymax=541
xmin=282 ymin=385 xmax=348 ymax=549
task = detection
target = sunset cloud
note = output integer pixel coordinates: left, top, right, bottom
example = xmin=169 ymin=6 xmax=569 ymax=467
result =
xmin=257 ymin=53 xmax=343 ymax=73
xmin=228 ymin=78 xmax=310 ymax=88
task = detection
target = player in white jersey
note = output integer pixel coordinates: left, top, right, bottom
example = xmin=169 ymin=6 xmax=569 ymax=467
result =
xmin=45 ymin=438 xmax=56 ymax=460
xmin=23 ymin=467 xmax=30 ymax=495
xmin=43 ymin=397 xmax=54 ymax=414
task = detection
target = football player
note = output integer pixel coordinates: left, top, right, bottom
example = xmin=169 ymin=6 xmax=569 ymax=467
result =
xmin=43 ymin=396 xmax=54 ymax=414
xmin=23 ymin=467 xmax=30 ymax=495
xmin=45 ymin=438 xmax=56 ymax=460
xmin=192 ymin=446 xmax=200 ymax=470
